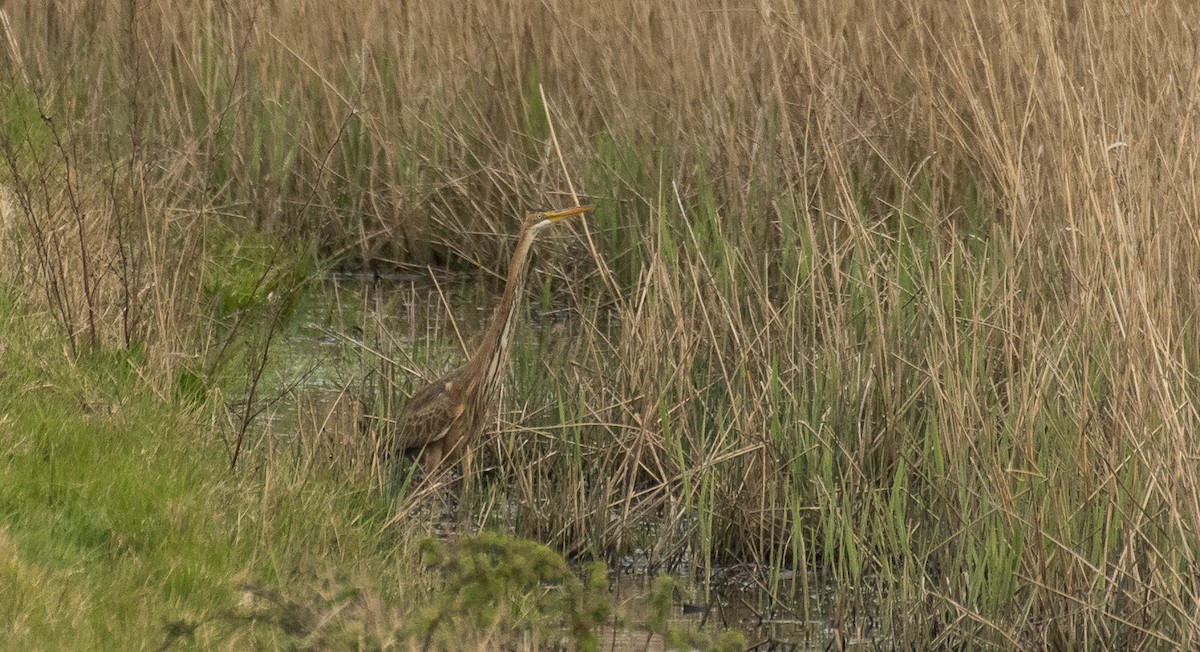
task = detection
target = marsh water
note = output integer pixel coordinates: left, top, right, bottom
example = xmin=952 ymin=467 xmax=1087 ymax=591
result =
xmin=253 ymin=272 xmax=883 ymax=650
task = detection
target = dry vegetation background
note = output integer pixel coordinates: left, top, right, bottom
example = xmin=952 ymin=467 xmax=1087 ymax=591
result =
xmin=3 ymin=0 xmax=1200 ymax=648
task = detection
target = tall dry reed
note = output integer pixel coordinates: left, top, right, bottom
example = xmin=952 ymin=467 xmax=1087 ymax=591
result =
xmin=4 ymin=0 xmax=1200 ymax=646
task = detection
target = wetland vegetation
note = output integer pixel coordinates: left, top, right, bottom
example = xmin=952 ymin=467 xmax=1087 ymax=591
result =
xmin=3 ymin=1 xmax=1200 ymax=649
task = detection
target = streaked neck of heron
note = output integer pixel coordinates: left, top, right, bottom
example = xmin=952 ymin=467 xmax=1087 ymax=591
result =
xmin=465 ymin=220 xmax=549 ymax=399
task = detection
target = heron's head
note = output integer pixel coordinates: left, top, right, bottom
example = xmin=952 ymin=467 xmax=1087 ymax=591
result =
xmin=524 ymin=205 xmax=594 ymax=232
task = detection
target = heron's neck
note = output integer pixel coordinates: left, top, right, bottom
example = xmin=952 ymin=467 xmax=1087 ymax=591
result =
xmin=466 ymin=225 xmax=538 ymax=396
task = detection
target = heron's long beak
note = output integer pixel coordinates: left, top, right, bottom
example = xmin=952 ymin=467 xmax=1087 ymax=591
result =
xmin=545 ymin=205 xmax=594 ymax=222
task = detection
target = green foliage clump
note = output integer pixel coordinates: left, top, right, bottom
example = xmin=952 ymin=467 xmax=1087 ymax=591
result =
xmin=202 ymin=232 xmax=314 ymax=320
xmin=416 ymin=532 xmax=610 ymax=650
xmin=191 ymin=230 xmax=317 ymax=403
xmin=415 ymin=535 xmax=743 ymax=652
xmin=0 ymin=86 xmax=48 ymax=155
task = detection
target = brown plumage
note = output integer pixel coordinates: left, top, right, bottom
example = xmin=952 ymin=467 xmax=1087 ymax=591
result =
xmin=390 ymin=205 xmax=593 ymax=474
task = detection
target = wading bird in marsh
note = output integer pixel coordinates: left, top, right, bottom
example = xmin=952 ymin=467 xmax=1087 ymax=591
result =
xmin=390 ymin=205 xmax=594 ymax=475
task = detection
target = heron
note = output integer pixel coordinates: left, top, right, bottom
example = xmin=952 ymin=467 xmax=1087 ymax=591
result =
xmin=389 ymin=205 xmax=594 ymax=475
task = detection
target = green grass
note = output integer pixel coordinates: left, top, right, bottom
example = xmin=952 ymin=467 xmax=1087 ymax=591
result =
xmin=0 ymin=299 xmax=212 ymax=646
xmin=0 ymin=290 xmax=407 ymax=648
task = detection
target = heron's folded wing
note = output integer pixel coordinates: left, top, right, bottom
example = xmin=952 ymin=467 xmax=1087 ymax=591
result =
xmin=391 ymin=373 xmax=462 ymax=451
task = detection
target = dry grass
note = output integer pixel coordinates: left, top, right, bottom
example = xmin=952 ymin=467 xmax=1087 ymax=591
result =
xmin=4 ymin=0 xmax=1200 ymax=647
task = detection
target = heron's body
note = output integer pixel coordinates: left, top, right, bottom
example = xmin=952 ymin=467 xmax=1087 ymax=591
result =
xmin=390 ymin=206 xmax=592 ymax=474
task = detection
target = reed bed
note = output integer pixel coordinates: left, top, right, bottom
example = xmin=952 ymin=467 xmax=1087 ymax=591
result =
xmin=3 ymin=0 xmax=1200 ymax=647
